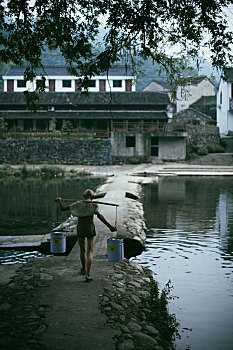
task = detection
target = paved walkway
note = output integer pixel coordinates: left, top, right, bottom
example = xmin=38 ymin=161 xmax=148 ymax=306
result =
xmin=37 ymin=242 xmax=118 ymax=350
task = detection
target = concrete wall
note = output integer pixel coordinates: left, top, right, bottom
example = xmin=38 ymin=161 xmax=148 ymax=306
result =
xmin=159 ymin=137 xmax=186 ymax=160
xmin=0 ymin=138 xmax=112 ymax=165
xmin=111 ymin=132 xmax=148 ymax=157
xmin=111 ymin=131 xmax=187 ymax=161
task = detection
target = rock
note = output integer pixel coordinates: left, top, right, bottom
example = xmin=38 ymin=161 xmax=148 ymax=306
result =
xmin=127 ymin=321 xmax=142 ymax=332
xmin=119 ymin=314 xmax=126 ymax=322
xmin=118 ymin=339 xmax=135 ymax=350
xmin=144 ymin=325 xmax=160 ymax=337
xmin=40 ymin=273 xmax=54 ymax=280
xmin=133 ymin=332 xmax=158 ymax=350
xmin=121 ymin=326 xmax=130 ymax=333
xmin=131 ymin=295 xmax=141 ymax=304
xmin=129 ymin=281 xmax=141 ymax=288
xmin=110 ymin=302 xmax=124 ymax=312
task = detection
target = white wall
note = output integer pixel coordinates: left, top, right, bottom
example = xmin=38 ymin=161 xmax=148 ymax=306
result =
xmin=217 ymin=79 xmax=232 ymax=135
xmin=3 ymin=75 xmax=136 ymax=92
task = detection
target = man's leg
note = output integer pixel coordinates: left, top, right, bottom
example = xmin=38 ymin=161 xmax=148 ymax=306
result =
xmin=86 ymin=237 xmax=95 ymax=279
xmin=78 ymin=238 xmax=86 ymax=274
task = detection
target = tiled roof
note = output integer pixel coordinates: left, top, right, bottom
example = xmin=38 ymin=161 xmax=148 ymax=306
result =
xmin=4 ymin=66 xmax=135 ymax=77
xmin=0 ymin=91 xmax=170 ymax=105
xmin=191 ymin=95 xmax=216 ymax=106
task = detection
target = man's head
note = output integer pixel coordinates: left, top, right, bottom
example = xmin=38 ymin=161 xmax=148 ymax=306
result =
xmin=83 ymin=189 xmax=94 ymax=200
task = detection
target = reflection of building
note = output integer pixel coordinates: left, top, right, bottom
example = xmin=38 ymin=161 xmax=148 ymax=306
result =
xmin=214 ymin=192 xmax=233 ymax=253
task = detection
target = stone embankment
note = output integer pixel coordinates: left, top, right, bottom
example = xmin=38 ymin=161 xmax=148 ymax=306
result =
xmin=0 ymin=138 xmax=112 ymax=165
xmin=100 ymin=260 xmax=173 ymax=350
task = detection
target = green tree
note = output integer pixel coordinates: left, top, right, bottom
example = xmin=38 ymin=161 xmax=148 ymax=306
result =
xmin=0 ymin=0 xmax=232 ymax=90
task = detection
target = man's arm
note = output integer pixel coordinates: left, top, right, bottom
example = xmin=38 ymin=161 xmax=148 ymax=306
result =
xmin=55 ymin=198 xmax=70 ymax=211
xmin=96 ymin=212 xmax=116 ymax=232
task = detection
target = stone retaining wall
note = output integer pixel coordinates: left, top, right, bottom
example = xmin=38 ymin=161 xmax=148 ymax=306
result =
xmin=187 ymin=125 xmax=220 ymax=147
xmin=0 ymin=138 xmax=112 ymax=165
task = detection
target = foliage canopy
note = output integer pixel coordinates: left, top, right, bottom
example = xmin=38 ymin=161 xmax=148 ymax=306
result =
xmin=0 ymin=0 xmax=233 ymax=88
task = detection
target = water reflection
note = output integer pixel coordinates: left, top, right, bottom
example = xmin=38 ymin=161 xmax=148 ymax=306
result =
xmin=134 ymin=177 xmax=233 ymax=350
xmin=0 ymin=176 xmax=106 ymax=236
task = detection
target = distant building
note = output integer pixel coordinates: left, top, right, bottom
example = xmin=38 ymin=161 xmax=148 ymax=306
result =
xmin=142 ymin=80 xmax=170 ymax=93
xmin=2 ymin=66 xmax=136 ymax=93
xmin=176 ymin=76 xmax=216 ymax=113
xmin=217 ymin=68 xmax=233 ymax=135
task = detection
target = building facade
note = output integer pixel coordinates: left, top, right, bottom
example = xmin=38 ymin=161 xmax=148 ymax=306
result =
xmin=3 ymin=66 xmax=136 ymax=93
xmin=217 ymin=68 xmax=233 ymax=135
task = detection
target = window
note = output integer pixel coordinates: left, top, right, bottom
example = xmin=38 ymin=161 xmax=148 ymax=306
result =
xmin=62 ymin=80 xmax=72 ymax=88
xmin=88 ymin=80 xmax=96 ymax=88
xmin=17 ymin=80 xmax=26 ymax=88
xmin=113 ymin=80 xmax=122 ymax=88
xmin=36 ymin=79 xmax=45 ymax=89
xmin=126 ymin=136 xmax=135 ymax=147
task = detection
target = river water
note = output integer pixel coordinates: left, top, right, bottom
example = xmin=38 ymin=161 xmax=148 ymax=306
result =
xmin=134 ymin=177 xmax=233 ymax=350
xmin=0 ymin=176 xmax=106 ymax=263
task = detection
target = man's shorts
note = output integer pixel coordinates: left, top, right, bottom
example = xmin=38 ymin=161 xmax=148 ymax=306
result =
xmin=77 ymin=216 xmax=96 ymax=238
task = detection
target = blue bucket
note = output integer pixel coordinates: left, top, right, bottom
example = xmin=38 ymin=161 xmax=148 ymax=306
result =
xmin=50 ymin=231 xmax=66 ymax=254
xmin=107 ymin=238 xmax=124 ymax=262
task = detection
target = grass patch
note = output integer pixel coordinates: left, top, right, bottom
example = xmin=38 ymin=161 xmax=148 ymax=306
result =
xmin=0 ymin=164 xmax=95 ymax=180
xmin=147 ymin=279 xmax=180 ymax=349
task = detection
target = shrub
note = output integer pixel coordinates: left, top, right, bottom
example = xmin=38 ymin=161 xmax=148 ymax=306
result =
xmin=197 ymin=146 xmax=208 ymax=156
xmin=41 ymin=165 xmax=65 ymax=177
xmin=220 ymin=138 xmax=227 ymax=148
xmin=186 ymin=152 xmax=198 ymax=160
xmin=207 ymin=144 xmax=224 ymax=153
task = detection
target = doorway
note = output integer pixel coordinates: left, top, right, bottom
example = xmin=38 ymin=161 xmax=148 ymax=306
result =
xmin=151 ymin=136 xmax=159 ymax=156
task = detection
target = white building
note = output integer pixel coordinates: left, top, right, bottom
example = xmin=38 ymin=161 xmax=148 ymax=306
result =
xmin=3 ymin=66 xmax=136 ymax=93
xmin=217 ymin=68 xmax=233 ymax=135
xmin=176 ymin=76 xmax=216 ymax=113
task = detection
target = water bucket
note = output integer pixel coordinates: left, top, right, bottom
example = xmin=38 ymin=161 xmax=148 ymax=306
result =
xmin=107 ymin=238 xmax=124 ymax=262
xmin=50 ymin=231 xmax=66 ymax=254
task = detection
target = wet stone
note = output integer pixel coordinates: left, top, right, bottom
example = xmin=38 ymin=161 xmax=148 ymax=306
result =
xmin=131 ymin=295 xmax=141 ymax=304
xmin=110 ymin=302 xmax=124 ymax=312
xmin=143 ymin=325 xmax=159 ymax=337
xmin=133 ymin=332 xmax=158 ymax=349
xmin=118 ymin=339 xmax=135 ymax=350
xmin=127 ymin=321 xmax=142 ymax=332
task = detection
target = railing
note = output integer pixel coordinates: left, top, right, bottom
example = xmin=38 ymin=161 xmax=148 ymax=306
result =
xmin=0 ymin=122 xmax=187 ymax=139
xmin=111 ymin=121 xmax=187 ymax=132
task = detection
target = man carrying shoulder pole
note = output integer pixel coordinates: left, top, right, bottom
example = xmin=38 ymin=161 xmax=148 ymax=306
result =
xmin=56 ymin=189 xmax=116 ymax=282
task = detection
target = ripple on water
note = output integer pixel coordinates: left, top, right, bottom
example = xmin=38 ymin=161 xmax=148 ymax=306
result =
xmin=0 ymin=250 xmax=49 ymax=264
